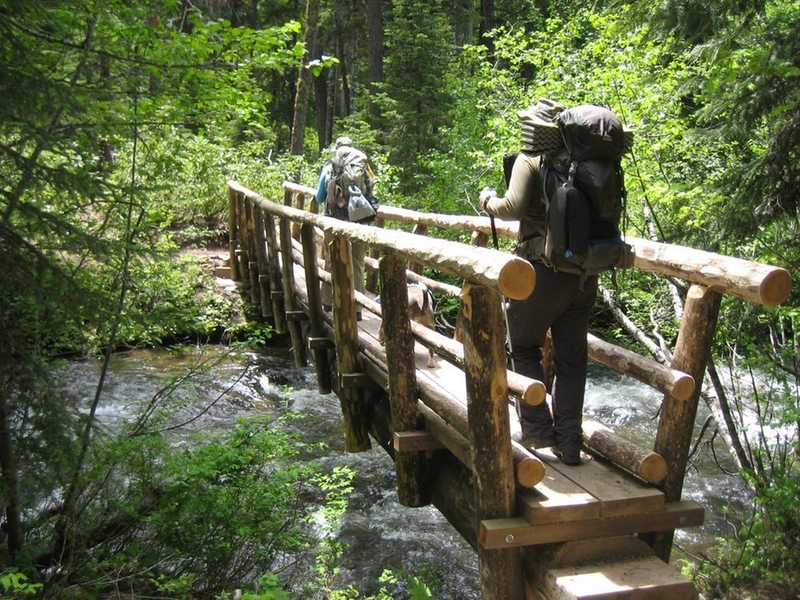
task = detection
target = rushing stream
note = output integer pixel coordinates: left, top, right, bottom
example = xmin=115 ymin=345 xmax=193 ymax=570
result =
xmin=59 ymin=343 xmax=752 ymax=598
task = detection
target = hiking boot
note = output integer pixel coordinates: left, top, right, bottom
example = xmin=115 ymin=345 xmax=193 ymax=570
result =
xmin=553 ymin=445 xmax=582 ymax=466
xmin=516 ymin=420 xmax=556 ymax=449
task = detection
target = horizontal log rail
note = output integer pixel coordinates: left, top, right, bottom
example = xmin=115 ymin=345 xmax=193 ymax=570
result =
xmin=282 ymin=180 xmax=791 ymax=307
xmin=587 ymin=333 xmax=694 ymax=402
xmin=231 ymin=181 xmax=535 ymax=301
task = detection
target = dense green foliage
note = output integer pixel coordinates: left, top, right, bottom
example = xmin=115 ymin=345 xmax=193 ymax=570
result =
xmin=1 ymin=0 xmax=798 ymax=597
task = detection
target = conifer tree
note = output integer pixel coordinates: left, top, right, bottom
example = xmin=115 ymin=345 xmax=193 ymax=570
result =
xmin=377 ymin=0 xmax=455 ymax=189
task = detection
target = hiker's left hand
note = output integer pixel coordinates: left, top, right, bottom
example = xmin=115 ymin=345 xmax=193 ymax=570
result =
xmin=479 ymin=187 xmax=495 ymax=211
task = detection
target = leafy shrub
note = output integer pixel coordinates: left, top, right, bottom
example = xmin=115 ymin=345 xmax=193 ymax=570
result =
xmin=35 ymin=415 xmax=354 ymax=598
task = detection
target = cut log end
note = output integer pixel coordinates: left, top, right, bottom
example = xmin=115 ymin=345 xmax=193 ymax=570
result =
xmin=639 ymin=453 xmax=668 ymax=484
xmin=498 ymin=258 xmax=535 ymax=300
xmin=516 ymin=457 xmax=546 ymax=488
xmin=671 ymin=373 xmax=695 ymax=402
xmin=522 ymin=380 xmax=546 ymax=406
xmin=760 ymin=268 xmax=792 ymax=307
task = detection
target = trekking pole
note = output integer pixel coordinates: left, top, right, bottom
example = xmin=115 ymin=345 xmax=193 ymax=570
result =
xmin=489 ymin=212 xmax=499 ymax=249
xmin=488 ymin=213 xmax=516 ymax=372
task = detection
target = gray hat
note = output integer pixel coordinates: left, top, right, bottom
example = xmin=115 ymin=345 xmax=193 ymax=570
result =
xmin=335 ymin=136 xmax=353 ymax=148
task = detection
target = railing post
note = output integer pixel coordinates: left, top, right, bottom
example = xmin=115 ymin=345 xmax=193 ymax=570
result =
xmin=379 ymin=252 xmax=429 ymax=507
xmin=328 ymin=230 xmax=371 ymax=452
xmin=291 ymin=190 xmax=305 ymax=240
xmin=408 ymin=223 xmax=428 ymax=274
xmin=227 ymin=185 xmax=240 ymax=282
xmin=365 ymin=215 xmax=383 ymax=293
xmin=301 ymin=222 xmax=332 ymax=394
xmin=470 ymin=230 xmax=489 ymax=248
xmin=263 ymin=213 xmax=286 ymax=334
xmin=235 ymin=193 xmax=249 ymax=287
xmin=279 ymin=189 xmax=307 ymax=367
xmin=252 ymin=207 xmax=273 ymax=318
xmin=461 ymin=282 xmax=524 ymax=599
xmin=244 ymin=198 xmax=261 ymax=307
xmin=644 ymin=283 xmax=721 ymax=561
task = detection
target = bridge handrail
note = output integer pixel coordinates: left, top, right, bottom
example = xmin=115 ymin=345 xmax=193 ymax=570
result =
xmin=231 ymin=181 xmax=534 ymax=301
xmin=282 ymin=181 xmax=791 ymax=307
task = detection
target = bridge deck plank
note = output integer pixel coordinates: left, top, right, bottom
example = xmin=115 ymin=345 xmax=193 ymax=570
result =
xmin=533 ymin=450 xmax=665 ymax=518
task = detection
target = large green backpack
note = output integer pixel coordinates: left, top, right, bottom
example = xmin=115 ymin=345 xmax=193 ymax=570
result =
xmin=540 ymin=105 xmax=634 ymax=278
xmin=325 ymin=145 xmax=378 ymax=223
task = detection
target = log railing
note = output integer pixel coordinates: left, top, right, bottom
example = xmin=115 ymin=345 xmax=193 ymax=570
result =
xmin=227 ymin=179 xmax=791 ymax=595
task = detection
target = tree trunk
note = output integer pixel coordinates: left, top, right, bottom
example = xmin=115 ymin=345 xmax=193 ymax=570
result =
xmin=366 ymin=0 xmax=383 ymax=125
xmin=333 ymin=4 xmax=351 ymax=117
xmin=451 ymin=0 xmax=475 ymax=45
xmin=0 ymin=382 xmax=23 ymax=558
xmin=290 ymin=0 xmax=321 ymax=156
xmin=479 ymin=0 xmax=495 ymax=54
xmin=312 ymin=33 xmax=329 ymax=151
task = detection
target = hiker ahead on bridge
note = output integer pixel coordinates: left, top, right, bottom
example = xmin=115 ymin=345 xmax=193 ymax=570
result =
xmin=479 ymin=99 xmax=633 ymax=466
xmin=315 ymin=136 xmax=380 ymax=316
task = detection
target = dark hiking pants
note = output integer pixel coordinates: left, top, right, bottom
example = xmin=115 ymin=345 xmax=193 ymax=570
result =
xmin=507 ymin=262 xmax=598 ymax=452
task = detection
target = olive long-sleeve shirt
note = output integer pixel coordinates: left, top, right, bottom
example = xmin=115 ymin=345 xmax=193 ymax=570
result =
xmin=483 ymin=152 xmax=546 ymax=241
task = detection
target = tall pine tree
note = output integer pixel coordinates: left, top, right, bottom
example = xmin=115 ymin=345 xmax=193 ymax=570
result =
xmin=377 ymin=0 xmax=455 ymax=189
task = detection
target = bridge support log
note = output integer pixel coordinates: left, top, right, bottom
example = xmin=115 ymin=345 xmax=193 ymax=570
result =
xmin=328 ymin=233 xmax=371 ymax=452
xmin=408 ymin=224 xmax=427 ymax=274
xmin=645 ymin=283 xmax=722 ymax=561
xmin=227 ymin=186 xmax=240 ymax=282
xmin=244 ymin=200 xmax=261 ymax=307
xmin=365 ymin=216 xmax=383 ymax=293
xmin=301 ymin=223 xmax=331 ymax=395
xmin=379 ymin=253 xmax=429 ymax=507
xmin=252 ymin=208 xmax=272 ymax=318
xmin=235 ymin=194 xmax=250 ymax=289
xmin=461 ymin=282 xmax=524 ymax=600
xmin=263 ymin=213 xmax=286 ymax=333
xmin=279 ymin=194 xmax=307 ymax=367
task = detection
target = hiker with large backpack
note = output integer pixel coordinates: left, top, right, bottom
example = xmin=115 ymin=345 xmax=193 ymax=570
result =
xmin=479 ymin=99 xmax=633 ymax=466
xmin=315 ymin=136 xmax=380 ymax=317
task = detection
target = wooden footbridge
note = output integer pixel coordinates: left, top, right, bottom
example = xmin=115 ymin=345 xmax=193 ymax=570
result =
xmin=225 ymin=180 xmax=791 ymax=599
